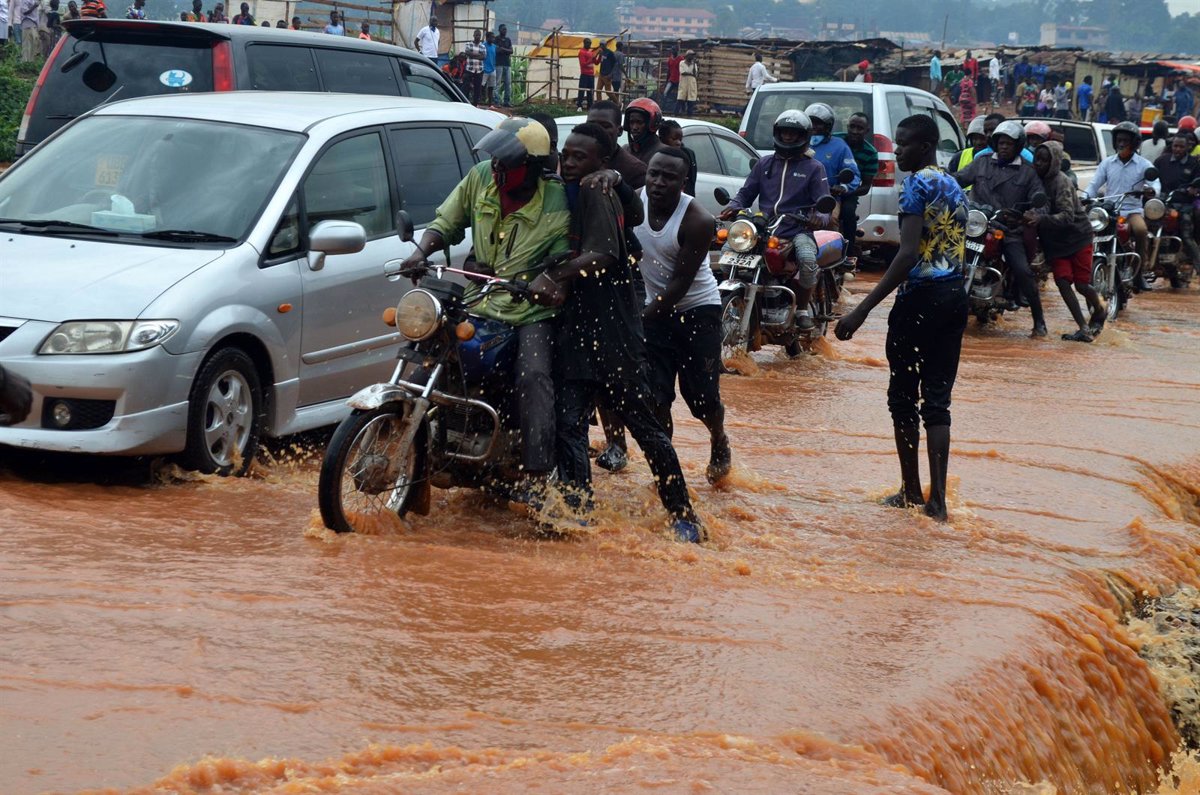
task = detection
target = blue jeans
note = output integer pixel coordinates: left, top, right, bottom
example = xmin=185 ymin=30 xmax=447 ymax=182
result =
xmin=496 ymin=64 xmax=511 ymax=105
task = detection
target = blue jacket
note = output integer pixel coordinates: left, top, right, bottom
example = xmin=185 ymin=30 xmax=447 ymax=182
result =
xmin=810 ymin=135 xmax=861 ymax=194
xmin=728 ymin=153 xmax=832 ymax=239
xmin=975 ymin=145 xmax=1034 ymax=163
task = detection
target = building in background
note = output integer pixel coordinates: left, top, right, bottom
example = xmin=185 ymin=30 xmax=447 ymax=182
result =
xmin=616 ymin=4 xmax=714 ymax=39
xmin=1041 ymin=23 xmax=1109 ymax=48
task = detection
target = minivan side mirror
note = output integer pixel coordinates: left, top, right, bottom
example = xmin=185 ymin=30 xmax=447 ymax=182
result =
xmin=396 ymin=210 xmax=415 ymax=243
xmin=714 ymin=187 xmax=731 ymax=206
xmin=307 ymin=220 xmax=366 ymax=271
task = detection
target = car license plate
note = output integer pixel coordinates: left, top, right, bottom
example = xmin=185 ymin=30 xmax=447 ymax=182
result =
xmin=965 ymin=240 xmax=985 ymax=252
xmin=94 ymin=155 xmax=128 ymax=189
xmin=719 ymin=251 xmax=761 ymax=269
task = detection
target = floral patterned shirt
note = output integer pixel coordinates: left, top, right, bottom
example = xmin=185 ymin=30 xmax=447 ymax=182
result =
xmin=897 ymin=165 xmax=967 ymax=290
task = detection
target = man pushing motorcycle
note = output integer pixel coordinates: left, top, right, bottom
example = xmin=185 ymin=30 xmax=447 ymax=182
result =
xmin=719 ymin=110 xmax=832 ymax=333
xmin=400 ymin=117 xmax=569 ymax=502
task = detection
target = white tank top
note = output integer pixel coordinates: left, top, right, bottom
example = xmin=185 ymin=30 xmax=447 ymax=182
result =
xmin=636 ymin=190 xmax=721 ymax=312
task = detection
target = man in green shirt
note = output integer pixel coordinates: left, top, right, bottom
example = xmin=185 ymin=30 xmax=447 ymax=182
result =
xmin=401 ymin=117 xmax=570 ymax=491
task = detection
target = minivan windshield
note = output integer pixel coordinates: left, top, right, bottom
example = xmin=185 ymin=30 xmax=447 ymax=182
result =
xmin=29 ymin=34 xmax=215 ymax=145
xmin=746 ymin=90 xmax=871 ymax=151
xmin=0 ymin=115 xmax=304 ymax=243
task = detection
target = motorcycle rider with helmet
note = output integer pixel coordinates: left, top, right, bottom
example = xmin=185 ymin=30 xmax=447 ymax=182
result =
xmin=950 ymin=115 xmax=988 ymax=174
xmin=719 ymin=109 xmax=832 ymax=333
xmin=1024 ymin=119 xmax=1052 ymax=150
xmin=803 ymin=102 xmax=862 ymax=205
xmin=1085 ymin=120 xmax=1161 ymax=292
xmin=1154 ymin=134 xmax=1200 ymax=287
xmin=622 ymin=97 xmax=667 ymax=166
xmin=400 ymin=117 xmax=571 ymax=498
xmin=955 ymin=119 xmax=1049 ymax=337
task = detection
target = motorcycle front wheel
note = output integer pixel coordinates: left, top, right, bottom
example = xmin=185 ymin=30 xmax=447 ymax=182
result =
xmin=1092 ymin=260 xmax=1120 ymax=322
xmin=318 ymin=405 xmax=426 ymax=533
xmin=719 ymin=292 xmax=758 ymax=371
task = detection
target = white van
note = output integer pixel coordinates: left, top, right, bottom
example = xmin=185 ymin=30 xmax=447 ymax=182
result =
xmin=740 ymin=82 xmax=964 ymax=255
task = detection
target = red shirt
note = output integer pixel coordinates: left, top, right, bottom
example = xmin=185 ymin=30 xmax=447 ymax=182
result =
xmin=667 ymin=54 xmax=684 ymax=83
xmin=964 ymin=58 xmax=979 ymax=80
xmin=578 ymin=49 xmax=598 ymax=77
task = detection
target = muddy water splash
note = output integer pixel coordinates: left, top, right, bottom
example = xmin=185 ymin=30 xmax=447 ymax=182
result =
xmin=5 ymin=281 xmax=1200 ymax=793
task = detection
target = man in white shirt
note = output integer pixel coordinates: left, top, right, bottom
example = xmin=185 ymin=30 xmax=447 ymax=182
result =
xmin=414 ymin=15 xmax=439 ymax=61
xmin=745 ymin=52 xmax=777 ymax=94
xmin=1086 ymin=121 xmax=1162 ymax=291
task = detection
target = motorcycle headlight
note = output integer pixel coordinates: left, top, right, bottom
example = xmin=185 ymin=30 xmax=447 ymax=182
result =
xmin=965 ymin=209 xmax=989 ymax=238
xmin=39 ymin=319 xmax=179 ymax=355
xmin=727 ymin=219 xmax=759 ymax=253
xmin=1144 ymin=198 xmax=1166 ymax=221
xmin=1088 ymin=206 xmax=1110 ymax=233
xmin=396 ymin=289 xmax=442 ymax=341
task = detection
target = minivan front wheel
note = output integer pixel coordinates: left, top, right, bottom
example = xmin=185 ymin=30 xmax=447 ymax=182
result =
xmin=182 ymin=347 xmax=263 ymax=476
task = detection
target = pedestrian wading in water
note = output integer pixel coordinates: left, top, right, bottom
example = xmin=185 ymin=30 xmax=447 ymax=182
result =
xmin=835 ymin=114 xmax=969 ymax=522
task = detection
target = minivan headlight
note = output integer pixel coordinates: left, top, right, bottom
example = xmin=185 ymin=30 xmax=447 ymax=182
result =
xmin=396 ymin=290 xmax=442 ymax=341
xmin=726 ymin=219 xmax=759 ymax=253
xmin=39 ymin=320 xmax=179 ymax=354
xmin=965 ymin=209 xmax=989 ymax=238
xmin=1088 ymin=206 xmax=1110 ymax=232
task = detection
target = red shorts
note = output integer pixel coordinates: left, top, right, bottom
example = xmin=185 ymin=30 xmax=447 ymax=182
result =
xmin=1050 ymin=245 xmax=1094 ymax=285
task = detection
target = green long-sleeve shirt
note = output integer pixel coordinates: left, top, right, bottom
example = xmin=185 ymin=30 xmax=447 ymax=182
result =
xmin=428 ymin=161 xmax=570 ymax=325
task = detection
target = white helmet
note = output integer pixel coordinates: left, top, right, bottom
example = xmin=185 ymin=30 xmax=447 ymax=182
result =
xmin=966 ymin=116 xmax=987 ymax=138
xmin=804 ymin=102 xmax=835 ymax=129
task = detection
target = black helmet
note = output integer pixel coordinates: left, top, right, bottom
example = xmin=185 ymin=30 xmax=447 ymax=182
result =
xmin=803 ymin=102 xmax=835 ymax=130
xmin=1112 ymin=120 xmax=1141 ymax=148
xmin=989 ymin=119 xmax=1026 ymax=154
xmin=773 ymin=109 xmax=812 ymax=158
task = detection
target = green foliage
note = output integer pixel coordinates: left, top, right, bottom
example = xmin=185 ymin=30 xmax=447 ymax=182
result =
xmin=0 ymin=48 xmax=43 ymax=163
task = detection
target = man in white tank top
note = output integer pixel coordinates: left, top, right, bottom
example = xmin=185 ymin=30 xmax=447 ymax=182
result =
xmin=637 ymin=148 xmax=732 ymax=484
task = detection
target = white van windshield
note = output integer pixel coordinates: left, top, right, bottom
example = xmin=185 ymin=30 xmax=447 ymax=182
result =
xmin=0 ymin=115 xmax=304 ymax=243
xmin=746 ymin=91 xmax=871 ymax=150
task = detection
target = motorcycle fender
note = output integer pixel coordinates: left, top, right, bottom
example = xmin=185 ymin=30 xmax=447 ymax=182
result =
xmin=346 ymin=383 xmax=416 ymax=411
xmin=718 ymin=280 xmax=745 ymax=296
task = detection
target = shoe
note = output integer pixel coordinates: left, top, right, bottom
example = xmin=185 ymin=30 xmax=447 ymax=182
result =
xmin=508 ymin=478 xmax=549 ymax=511
xmin=706 ymin=436 xmax=732 ymax=484
xmin=1136 ymin=274 xmax=1154 ymax=292
xmin=795 ymin=311 xmax=815 ymax=332
xmin=670 ymin=518 xmax=706 ymax=543
xmin=1061 ymin=329 xmax=1093 ymax=343
xmin=1088 ymin=302 xmax=1107 ymax=336
xmin=1031 ymin=323 xmax=1048 ymax=338
xmin=596 ymin=445 xmax=628 ymax=473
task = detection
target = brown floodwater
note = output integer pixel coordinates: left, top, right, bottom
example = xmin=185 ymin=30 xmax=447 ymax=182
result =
xmin=4 ymin=277 xmax=1200 ymax=794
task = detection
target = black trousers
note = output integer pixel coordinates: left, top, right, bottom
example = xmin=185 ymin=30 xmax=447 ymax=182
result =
xmin=1003 ymin=237 xmax=1044 ymax=323
xmin=644 ymin=305 xmax=723 ymax=426
xmin=840 ymin=194 xmax=860 ymax=255
xmin=515 ymin=322 xmax=556 ymax=473
xmin=556 ymin=374 xmax=693 ymax=520
xmin=886 ymin=279 xmax=968 ymax=430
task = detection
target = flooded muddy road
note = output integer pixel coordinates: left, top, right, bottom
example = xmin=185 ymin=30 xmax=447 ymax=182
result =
xmin=4 ymin=278 xmax=1200 ymax=794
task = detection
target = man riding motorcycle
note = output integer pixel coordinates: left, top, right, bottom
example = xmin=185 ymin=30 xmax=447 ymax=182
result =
xmin=954 ymin=120 xmax=1048 ymax=337
xmin=1153 ymin=134 xmax=1200 ymax=287
xmin=719 ymin=110 xmax=832 ymax=332
xmin=803 ymin=102 xmax=862 ymax=206
xmin=1085 ymin=120 xmax=1161 ymax=291
xmin=399 ymin=116 xmax=569 ymax=495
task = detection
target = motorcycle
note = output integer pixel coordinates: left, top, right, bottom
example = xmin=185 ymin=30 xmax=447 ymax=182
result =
xmin=712 ymin=169 xmax=856 ymax=365
xmin=1084 ymin=166 xmax=1158 ymax=320
xmin=318 ymin=211 xmax=539 ymax=533
xmin=962 ymin=194 xmax=1046 ymax=325
xmin=1143 ymin=178 xmax=1200 ymax=289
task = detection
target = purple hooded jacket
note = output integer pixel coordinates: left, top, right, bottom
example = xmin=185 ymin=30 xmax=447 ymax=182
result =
xmin=727 ymin=151 xmax=831 ymax=239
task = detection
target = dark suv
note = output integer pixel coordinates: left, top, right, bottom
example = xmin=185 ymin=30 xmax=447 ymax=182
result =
xmin=17 ymin=19 xmax=466 ymax=156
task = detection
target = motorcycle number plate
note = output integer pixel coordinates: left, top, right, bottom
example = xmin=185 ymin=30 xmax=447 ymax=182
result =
xmin=964 ymin=240 xmax=985 ymax=252
xmin=719 ymin=252 xmax=761 ymax=269
xmin=1094 ymin=235 xmax=1114 ymax=243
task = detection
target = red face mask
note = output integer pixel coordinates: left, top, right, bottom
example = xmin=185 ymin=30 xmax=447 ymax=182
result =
xmin=492 ymin=161 xmax=530 ymax=193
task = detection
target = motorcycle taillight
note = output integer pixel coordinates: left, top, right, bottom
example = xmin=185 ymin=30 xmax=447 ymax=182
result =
xmin=764 ymin=248 xmax=788 ymax=275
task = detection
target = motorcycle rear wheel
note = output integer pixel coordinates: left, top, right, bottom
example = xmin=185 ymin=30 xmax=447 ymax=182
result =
xmin=319 ymin=405 xmax=426 ymax=533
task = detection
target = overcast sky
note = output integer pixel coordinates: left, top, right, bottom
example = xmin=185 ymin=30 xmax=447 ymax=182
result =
xmin=1169 ymin=0 xmax=1200 ymax=13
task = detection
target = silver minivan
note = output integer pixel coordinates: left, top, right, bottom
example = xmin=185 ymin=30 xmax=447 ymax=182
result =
xmin=0 ymin=92 xmax=502 ymax=472
xmin=740 ymin=81 xmax=964 ymax=253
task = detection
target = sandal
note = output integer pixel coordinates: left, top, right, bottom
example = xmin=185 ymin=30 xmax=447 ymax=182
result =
xmin=1062 ymin=329 xmax=1093 ymax=343
xmin=1089 ymin=302 xmax=1107 ymax=336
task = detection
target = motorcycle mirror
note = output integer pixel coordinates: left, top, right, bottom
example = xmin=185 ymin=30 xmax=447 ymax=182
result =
xmin=815 ymin=195 xmax=837 ymax=214
xmin=1032 ymin=192 xmax=1048 ymax=209
xmin=714 ymin=187 xmax=731 ymax=206
xmin=396 ymin=210 xmax=415 ymax=243
xmin=82 ymin=61 xmax=117 ymax=93
xmin=1143 ymin=167 xmax=1159 ymax=182
xmin=60 ymin=51 xmax=89 ymax=73
xmin=836 ymin=168 xmax=855 ymax=184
